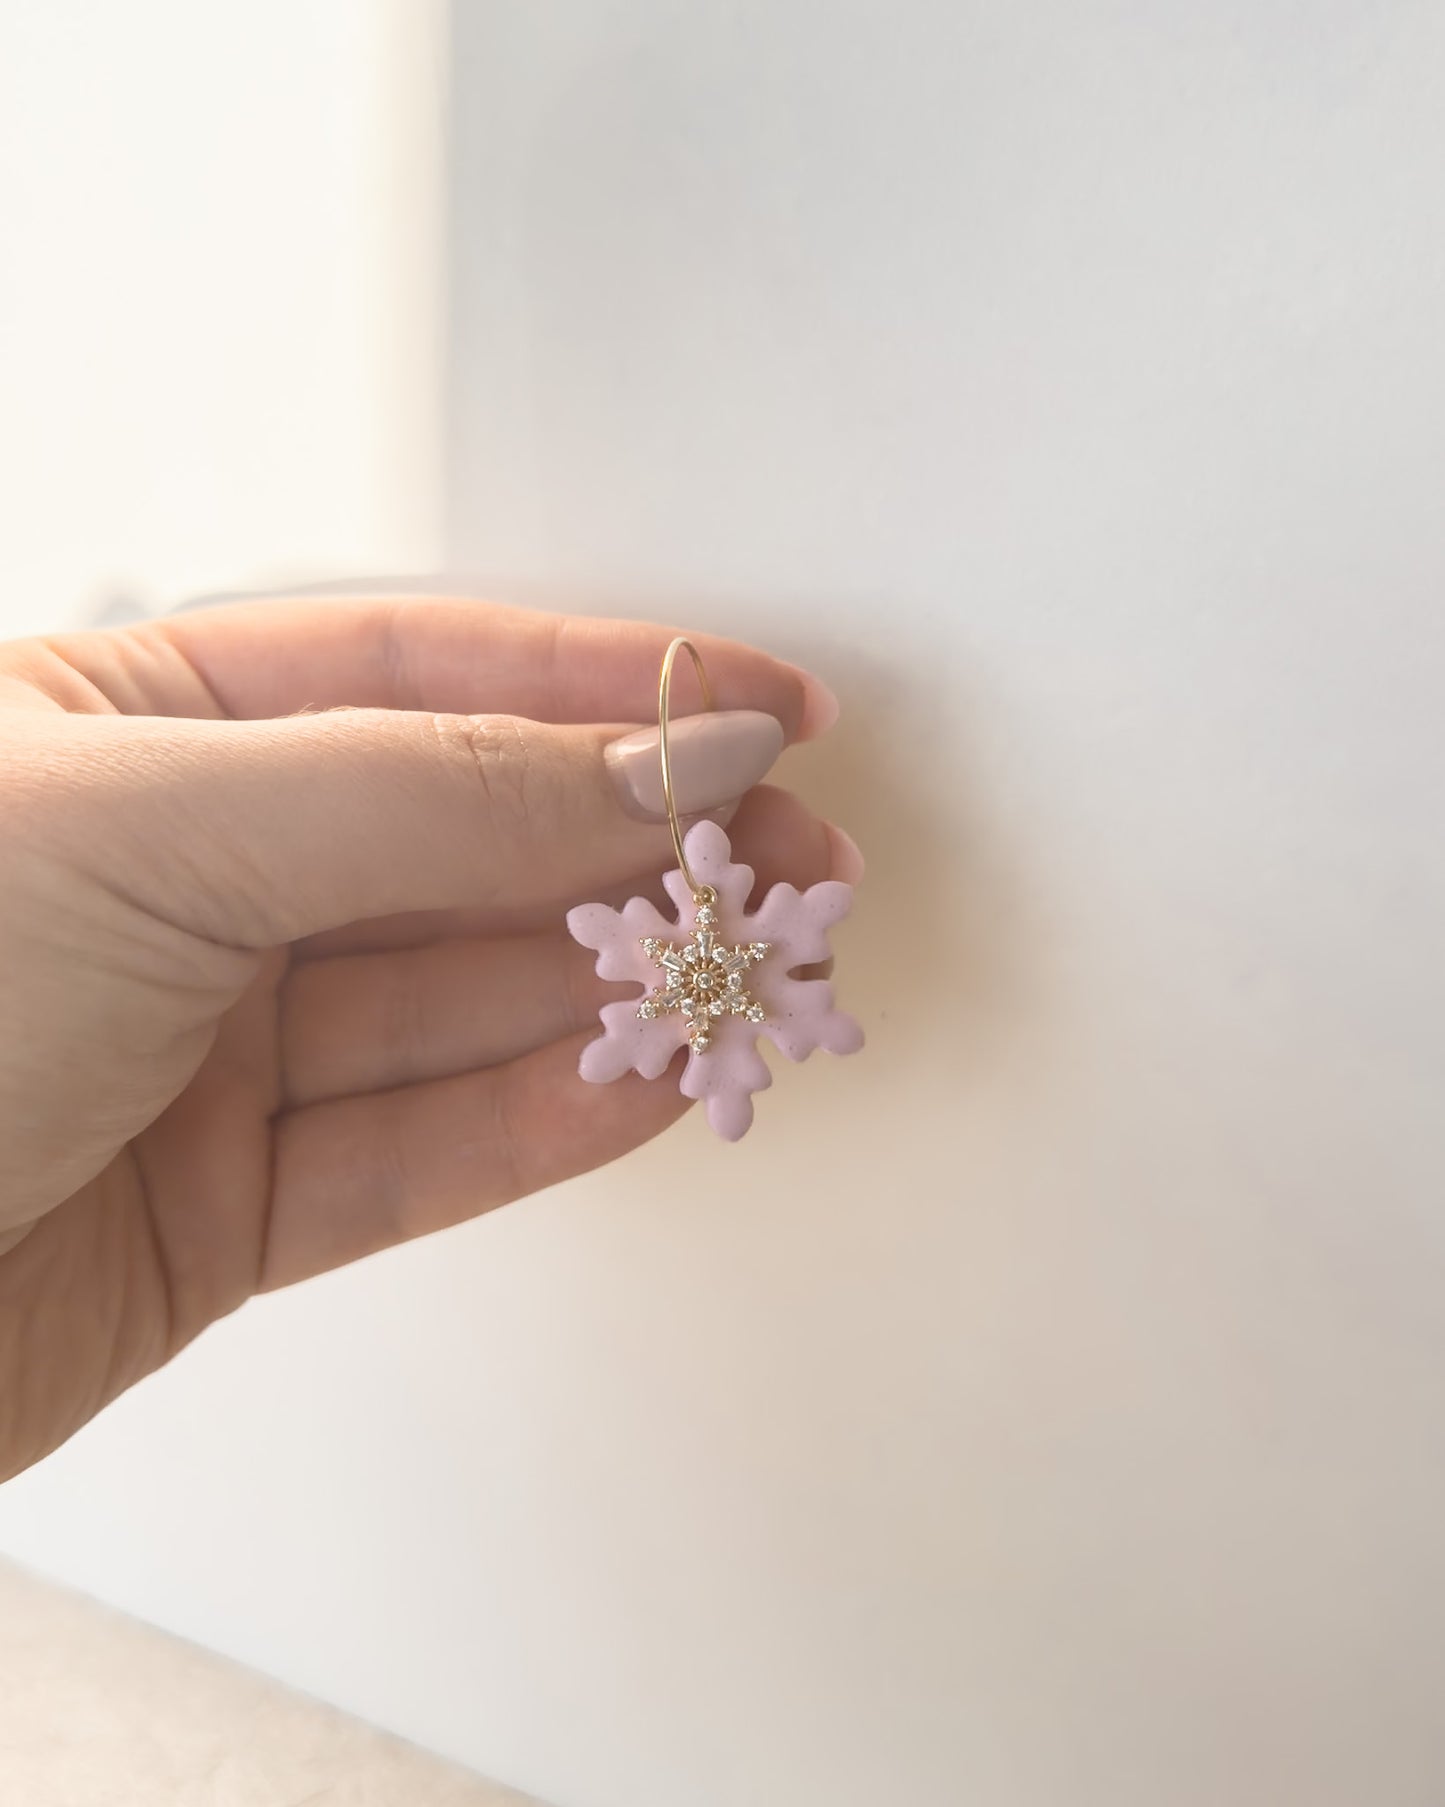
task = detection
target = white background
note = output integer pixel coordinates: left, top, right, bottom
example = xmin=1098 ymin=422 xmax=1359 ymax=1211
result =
xmin=0 ymin=0 xmax=443 ymax=625
xmin=3 ymin=4 xmax=1445 ymax=1805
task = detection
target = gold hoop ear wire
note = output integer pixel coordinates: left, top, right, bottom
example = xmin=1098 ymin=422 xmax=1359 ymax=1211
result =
xmin=657 ymin=636 xmax=716 ymax=900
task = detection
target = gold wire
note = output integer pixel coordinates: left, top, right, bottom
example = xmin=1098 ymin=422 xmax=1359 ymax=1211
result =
xmin=657 ymin=635 xmax=715 ymax=898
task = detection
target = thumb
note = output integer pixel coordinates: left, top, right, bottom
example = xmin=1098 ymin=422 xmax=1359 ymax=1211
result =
xmin=63 ymin=707 xmax=785 ymax=945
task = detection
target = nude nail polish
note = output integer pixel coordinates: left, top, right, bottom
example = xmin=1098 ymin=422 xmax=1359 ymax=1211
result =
xmin=796 ymin=671 xmax=841 ymax=737
xmin=825 ymin=822 xmax=866 ymax=884
xmin=607 ymin=710 xmax=785 ymax=821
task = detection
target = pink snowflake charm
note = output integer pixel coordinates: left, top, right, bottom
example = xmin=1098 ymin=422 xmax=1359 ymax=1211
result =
xmin=566 ymin=819 xmax=864 ymax=1140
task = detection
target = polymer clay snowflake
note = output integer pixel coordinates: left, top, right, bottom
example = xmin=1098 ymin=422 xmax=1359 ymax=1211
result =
xmin=566 ymin=819 xmax=864 ymax=1141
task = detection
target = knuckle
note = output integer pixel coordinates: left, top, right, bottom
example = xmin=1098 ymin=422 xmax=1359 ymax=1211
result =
xmin=0 ymin=719 xmax=122 ymax=881
xmin=483 ymin=1073 xmax=527 ymax=1204
xmin=379 ymin=957 xmax=428 ymax=1077
xmin=431 ymin=712 xmax=535 ymax=829
xmin=556 ymin=941 xmax=584 ymax=1030
xmin=370 ymin=1114 xmax=418 ymax=1250
xmin=375 ymin=601 xmax=415 ymax=705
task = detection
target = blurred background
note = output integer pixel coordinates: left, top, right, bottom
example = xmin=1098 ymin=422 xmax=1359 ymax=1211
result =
xmin=0 ymin=1 xmax=444 ymax=629
xmin=2 ymin=3 xmax=1445 ymax=1805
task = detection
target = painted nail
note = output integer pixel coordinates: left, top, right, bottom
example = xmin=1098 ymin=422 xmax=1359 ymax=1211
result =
xmin=607 ymin=710 xmax=786 ymax=821
xmin=825 ymin=822 xmax=866 ymax=884
xmin=792 ymin=668 xmax=840 ymax=737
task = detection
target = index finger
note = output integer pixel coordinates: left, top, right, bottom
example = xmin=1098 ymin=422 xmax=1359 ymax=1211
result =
xmin=119 ymin=595 xmax=839 ymax=738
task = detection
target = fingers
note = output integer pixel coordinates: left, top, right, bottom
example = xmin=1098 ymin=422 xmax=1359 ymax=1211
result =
xmin=256 ymin=784 xmax=866 ymax=1288
xmin=262 ymin=1032 xmax=689 ymax=1290
xmin=280 ymin=931 xmax=613 ymax=1107
xmin=45 ymin=596 xmax=838 ymax=741
xmin=279 ymin=792 xmax=860 ymax=1104
xmin=292 ymin=781 xmax=860 ymax=960
xmin=52 ymin=704 xmax=786 ymax=946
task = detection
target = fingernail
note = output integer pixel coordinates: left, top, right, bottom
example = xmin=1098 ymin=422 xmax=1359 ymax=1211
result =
xmin=607 ymin=710 xmax=786 ymax=821
xmin=793 ymin=668 xmax=840 ymax=737
xmin=825 ymin=822 xmax=866 ymax=884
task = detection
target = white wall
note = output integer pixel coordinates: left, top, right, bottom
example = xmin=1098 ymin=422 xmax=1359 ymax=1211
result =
xmin=4 ymin=5 xmax=1445 ymax=1807
xmin=0 ymin=0 xmax=444 ymax=631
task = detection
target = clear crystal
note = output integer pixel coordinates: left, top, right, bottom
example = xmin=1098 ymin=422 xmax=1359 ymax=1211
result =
xmin=635 ymin=909 xmax=772 ymax=1053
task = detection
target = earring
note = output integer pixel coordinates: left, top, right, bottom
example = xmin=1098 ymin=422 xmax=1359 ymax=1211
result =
xmin=567 ymin=637 xmax=864 ymax=1141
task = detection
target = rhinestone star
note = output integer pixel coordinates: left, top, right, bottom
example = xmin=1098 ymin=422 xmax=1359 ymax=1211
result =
xmin=636 ymin=897 xmax=769 ymax=1054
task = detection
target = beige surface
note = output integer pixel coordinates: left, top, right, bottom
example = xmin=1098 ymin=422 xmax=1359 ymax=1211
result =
xmin=0 ymin=1559 xmax=542 ymax=1807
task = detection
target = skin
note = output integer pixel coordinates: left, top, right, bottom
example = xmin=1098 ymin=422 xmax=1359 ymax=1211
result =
xmin=0 ymin=596 xmax=847 ymax=1483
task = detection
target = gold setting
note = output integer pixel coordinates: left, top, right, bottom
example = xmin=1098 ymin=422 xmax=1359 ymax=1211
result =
xmin=637 ymin=892 xmax=770 ymax=1053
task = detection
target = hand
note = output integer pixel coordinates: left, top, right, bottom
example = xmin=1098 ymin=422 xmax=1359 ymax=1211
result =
xmin=0 ymin=596 xmax=853 ymax=1482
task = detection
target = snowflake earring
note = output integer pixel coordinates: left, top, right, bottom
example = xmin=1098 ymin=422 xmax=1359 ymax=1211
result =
xmin=567 ymin=637 xmax=864 ymax=1140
